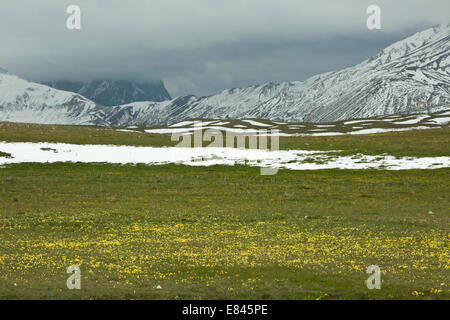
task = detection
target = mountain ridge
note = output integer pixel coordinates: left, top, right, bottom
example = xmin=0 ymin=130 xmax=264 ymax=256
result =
xmin=0 ymin=24 xmax=449 ymax=126
xmin=43 ymin=79 xmax=171 ymax=106
xmin=101 ymin=24 xmax=450 ymax=126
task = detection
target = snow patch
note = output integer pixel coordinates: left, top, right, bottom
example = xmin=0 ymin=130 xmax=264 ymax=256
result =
xmin=241 ymin=119 xmax=272 ymax=127
xmin=0 ymin=142 xmax=449 ymax=171
xmin=426 ymin=117 xmax=450 ymax=125
xmin=392 ymin=115 xmax=429 ymax=125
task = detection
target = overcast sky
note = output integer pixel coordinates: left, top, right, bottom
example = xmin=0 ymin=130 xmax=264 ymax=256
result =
xmin=0 ymin=0 xmax=448 ymax=97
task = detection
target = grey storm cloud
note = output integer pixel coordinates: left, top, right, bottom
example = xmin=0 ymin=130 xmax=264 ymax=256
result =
xmin=0 ymin=0 xmax=448 ymax=97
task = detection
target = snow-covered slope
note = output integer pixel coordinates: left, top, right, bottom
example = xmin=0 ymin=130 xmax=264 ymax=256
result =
xmin=104 ymin=24 xmax=450 ymax=126
xmin=0 ymin=24 xmax=449 ymax=126
xmin=0 ymin=70 xmax=110 ymax=125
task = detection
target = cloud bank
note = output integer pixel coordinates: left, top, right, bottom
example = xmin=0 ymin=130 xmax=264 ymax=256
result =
xmin=0 ymin=0 xmax=448 ymax=96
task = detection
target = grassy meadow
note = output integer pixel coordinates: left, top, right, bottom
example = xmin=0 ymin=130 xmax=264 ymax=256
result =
xmin=0 ymin=122 xmax=449 ymax=299
xmin=1 ymin=121 xmax=450 ymax=157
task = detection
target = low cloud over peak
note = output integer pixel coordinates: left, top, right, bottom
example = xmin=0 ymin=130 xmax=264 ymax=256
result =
xmin=0 ymin=0 xmax=448 ymax=97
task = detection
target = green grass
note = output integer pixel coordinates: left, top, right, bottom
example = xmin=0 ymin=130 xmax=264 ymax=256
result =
xmin=0 ymin=163 xmax=449 ymax=299
xmin=280 ymin=128 xmax=450 ymax=157
xmin=0 ymin=151 xmax=12 ymax=158
xmin=1 ymin=121 xmax=449 ymax=157
xmin=0 ymin=121 xmax=449 ymax=299
xmin=0 ymin=122 xmax=172 ymax=147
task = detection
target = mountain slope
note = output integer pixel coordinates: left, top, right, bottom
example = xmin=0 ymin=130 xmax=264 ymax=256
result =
xmin=0 ymin=70 xmax=108 ymax=125
xmin=104 ymin=24 xmax=450 ymax=126
xmin=0 ymin=24 xmax=449 ymax=126
xmin=43 ymin=79 xmax=171 ymax=106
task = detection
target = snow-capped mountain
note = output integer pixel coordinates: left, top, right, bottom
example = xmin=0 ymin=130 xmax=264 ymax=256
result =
xmin=0 ymin=69 xmax=109 ymax=125
xmin=0 ymin=24 xmax=449 ymax=126
xmin=43 ymin=79 xmax=171 ymax=106
xmin=105 ymin=24 xmax=449 ymax=126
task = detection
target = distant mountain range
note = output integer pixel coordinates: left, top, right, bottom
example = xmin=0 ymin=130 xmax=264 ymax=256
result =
xmin=42 ymin=79 xmax=171 ymax=106
xmin=0 ymin=24 xmax=449 ymax=126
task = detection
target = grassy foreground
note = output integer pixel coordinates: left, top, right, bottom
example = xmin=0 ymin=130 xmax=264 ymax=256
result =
xmin=0 ymin=122 xmax=449 ymax=299
xmin=0 ymin=163 xmax=449 ymax=299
